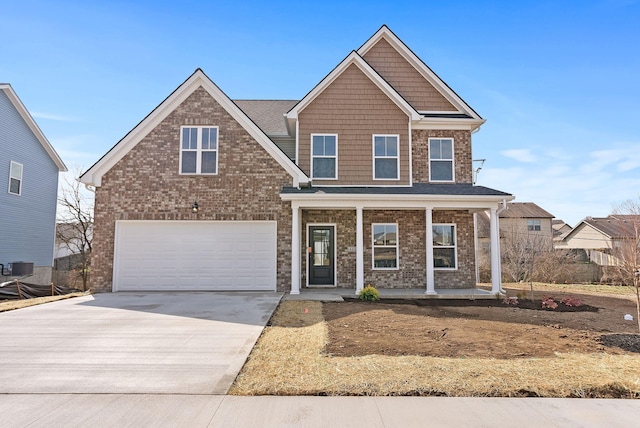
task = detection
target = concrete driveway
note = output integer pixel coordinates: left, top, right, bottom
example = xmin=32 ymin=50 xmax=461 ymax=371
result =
xmin=0 ymin=292 xmax=281 ymax=394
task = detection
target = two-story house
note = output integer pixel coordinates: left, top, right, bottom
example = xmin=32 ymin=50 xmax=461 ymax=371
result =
xmin=0 ymin=83 xmax=67 ymax=284
xmin=80 ymin=26 xmax=513 ymax=295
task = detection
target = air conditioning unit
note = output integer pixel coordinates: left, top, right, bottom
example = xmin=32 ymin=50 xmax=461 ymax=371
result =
xmin=11 ymin=262 xmax=34 ymax=276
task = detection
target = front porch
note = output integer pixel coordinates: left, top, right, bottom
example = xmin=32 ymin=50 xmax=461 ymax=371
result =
xmin=284 ymin=286 xmax=497 ymax=302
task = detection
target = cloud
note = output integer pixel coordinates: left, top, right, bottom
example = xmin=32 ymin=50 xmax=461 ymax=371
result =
xmin=500 ymin=149 xmax=538 ymax=163
xmin=582 ymin=144 xmax=640 ymax=173
xmin=31 ymin=111 xmax=77 ymax=122
xmin=477 ymin=144 xmax=640 ymax=226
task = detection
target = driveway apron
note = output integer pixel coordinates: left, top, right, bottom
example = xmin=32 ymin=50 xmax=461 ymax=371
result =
xmin=0 ymin=292 xmax=281 ymax=394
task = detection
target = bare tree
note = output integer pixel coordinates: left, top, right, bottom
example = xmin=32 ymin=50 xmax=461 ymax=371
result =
xmin=500 ymin=223 xmax=551 ymax=299
xmin=57 ymin=170 xmax=93 ymax=291
xmin=611 ymin=198 xmax=640 ymax=332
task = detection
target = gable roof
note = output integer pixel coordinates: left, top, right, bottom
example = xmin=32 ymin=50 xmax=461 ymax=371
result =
xmin=285 ymin=51 xmax=421 ymax=129
xmin=559 ymin=215 xmax=639 ymax=246
xmin=80 ymin=70 xmax=309 ymax=187
xmin=0 ymin=84 xmax=67 ymax=172
xmin=357 ymin=25 xmax=483 ymax=121
xmin=500 ymin=202 xmax=554 ymax=219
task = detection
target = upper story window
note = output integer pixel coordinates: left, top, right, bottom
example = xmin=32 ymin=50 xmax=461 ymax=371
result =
xmin=311 ymin=134 xmax=337 ymax=179
xmin=180 ymin=126 xmax=218 ymax=174
xmin=429 ymin=138 xmax=454 ymax=182
xmin=373 ymin=135 xmax=399 ymax=180
xmin=433 ymin=224 xmax=457 ymax=269
xmin=8 ymin=161 xmax=23 ymax=195
xmin=527 ymin=219 xmax=541 ymax=231
xmin=372 ymin=223 xmax=398 ymax=269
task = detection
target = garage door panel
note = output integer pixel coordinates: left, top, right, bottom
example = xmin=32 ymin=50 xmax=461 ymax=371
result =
xmin=114 ymin=221 xmax=277 ymax=291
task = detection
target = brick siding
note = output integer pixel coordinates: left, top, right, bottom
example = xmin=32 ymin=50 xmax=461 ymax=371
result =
xmin=91 ymin=86 xmax=293 ymax=292
xmin=412 ymin=129 xmax=473 ymax=184
xmin=301 ymin=208 xmax=476 ymax=290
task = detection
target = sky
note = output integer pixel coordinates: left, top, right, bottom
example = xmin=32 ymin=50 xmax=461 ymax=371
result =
xmin=2 ymin=0 xmax=639 ymax=226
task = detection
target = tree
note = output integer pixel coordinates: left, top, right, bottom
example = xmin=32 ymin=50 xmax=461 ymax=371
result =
xmin=611 ymin=198 xmax=640 ymax=332
xmin=500 ymin=223 xmax=551 ymax=299
xmin=57 ymin=170 xmax=93 ymax=291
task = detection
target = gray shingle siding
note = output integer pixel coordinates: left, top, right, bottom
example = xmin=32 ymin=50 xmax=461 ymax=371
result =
xmin=0 ymin=91 xmax=59 ymax=268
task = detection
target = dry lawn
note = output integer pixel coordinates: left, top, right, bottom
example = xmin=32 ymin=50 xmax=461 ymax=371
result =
xmin=0 ymin=292 xmax=86 ymax=312
xmin=231 ymin=294 xmax=640 ymax=398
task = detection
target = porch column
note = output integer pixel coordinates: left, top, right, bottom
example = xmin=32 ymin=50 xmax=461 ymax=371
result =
xmin=489 ymin=207 xmax=502 ymax=294
xmin=291 ymin=203 xmax=301 ymax=295
xmin=355 ymin=205 xmax=364 ymax=294
xmin=425 ymin=207 xmax=436 ymax=294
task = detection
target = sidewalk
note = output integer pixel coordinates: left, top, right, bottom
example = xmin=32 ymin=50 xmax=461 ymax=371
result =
xmin=2 ymin=394 xmax=639 ymax=427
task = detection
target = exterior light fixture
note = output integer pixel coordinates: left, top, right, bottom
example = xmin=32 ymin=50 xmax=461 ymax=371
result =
xmin=192 ymin=201 xmax=199 ymax=214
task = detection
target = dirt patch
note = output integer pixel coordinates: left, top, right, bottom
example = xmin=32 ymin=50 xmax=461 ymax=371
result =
xmin=324 ymin=290 xmax=640 ymax=359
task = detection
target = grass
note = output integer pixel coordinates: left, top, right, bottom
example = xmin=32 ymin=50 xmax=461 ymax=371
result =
xmin=0 ymin=292 xmax=86 ymax=312
xmin=496 ymin=282 xmax=636 ymax=297
xmin=230 ymin=299 xmax=640 ymax=397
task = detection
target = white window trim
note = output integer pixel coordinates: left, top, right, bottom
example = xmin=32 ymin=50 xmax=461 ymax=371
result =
xmin=527 ymin=219 xmax=542 ymax=231
xmin=179 ymin=126 xmax=219 ymax=175
xmin=8 ymin=161 xmax=23 ymax=196
xmin=372 ymin=134 xmax=400 ymax=181
xmin=433 ymin=223 xmax=457 ymax=271
xmin=372 ymin=222 xmax=399 ymax=270
xmin=428 ymin=137 xmax=455 ymax=183
xmin=310 ymin=133 xmax=338 ymax=180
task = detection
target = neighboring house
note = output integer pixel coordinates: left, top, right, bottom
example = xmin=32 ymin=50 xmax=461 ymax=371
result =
xmin=0 ymin=83 xmax=67 ymax=284
xmin=552 ymin=219 xmax=573 ymax=242
xmin=80 ymin=26 xmax=513 ymax=295
xmin=556 ymin=215 xmax=639 ymax=266
xmin=477 ymin=202 xmax=555 ymax=250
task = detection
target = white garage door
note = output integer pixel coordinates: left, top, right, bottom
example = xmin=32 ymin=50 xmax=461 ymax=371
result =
xmin=113 ymin=221 xmax=277 ymax=291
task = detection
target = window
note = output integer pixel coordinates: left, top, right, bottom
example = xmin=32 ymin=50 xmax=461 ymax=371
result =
xmin=8 ymin=161 xmax=23 ymax=195
xmin=180 ymin=126 xmax=218 ymax=174
xmin=372 ymin=223 xmax=398 ymax=269
xmin=433 ymin=224 xmax=457 ymax=269
xmin=528 ymin=219 xmax=541 ymax=231
xmin=311 ymin=134 xmax=337 ymax=179
xmin=373 ymin=135 xmax=399 ymax=180
xmin=429 ymin=138 xmax=454 ymax=182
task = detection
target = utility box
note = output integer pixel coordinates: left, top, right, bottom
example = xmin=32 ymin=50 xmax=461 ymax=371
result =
xmin=11 ymin=262 xmax=34 ymax=276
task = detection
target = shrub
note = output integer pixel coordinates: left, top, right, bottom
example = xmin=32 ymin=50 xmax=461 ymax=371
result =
xmin=561 ymin=296 xmax=583 ymax=307
xmin=359 ymin=284 xmax=380 ymax=302
xmin=541 ymin=296 xmax=558 ymax=310
xmin=503 ymin=296 xmax=519 ymax=305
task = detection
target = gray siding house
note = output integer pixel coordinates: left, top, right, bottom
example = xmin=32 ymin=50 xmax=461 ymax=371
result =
xmin=0 ymin=84 xmax=67 ymax=284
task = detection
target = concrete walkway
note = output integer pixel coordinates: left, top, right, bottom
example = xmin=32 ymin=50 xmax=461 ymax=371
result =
xmin=1 ymin=394 xmax=639 ymax=427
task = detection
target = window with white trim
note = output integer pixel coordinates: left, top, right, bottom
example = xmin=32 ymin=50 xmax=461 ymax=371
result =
xmin=373 ymin=135 xmax=399 ymax=180
xmin=429 ymin=138 xmax=454 ymax=182
xmin=527 ymin=219 xmax=541 ymax=231
xmin=311 ymin=134 xmax=337 ymax=179
xmin=180 ymin=126 xmax=218 ymax=174
xmin=8 ymin=161 xmax=23 ymax=195
xmin=433 ymin=224 xmax=457 ymax=269
xmin=372 ymin=223 xmax=398 ymax=269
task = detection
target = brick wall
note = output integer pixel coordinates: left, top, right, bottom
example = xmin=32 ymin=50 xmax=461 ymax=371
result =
xmin=433 ymin=210 xmax=476 ymax=289
xmin=412 ymin=130 xmax=473 ymax=184
xmin=300 ymin=208 xmax=476 ymax=290
xmin=91 ymin=86 xmax=293 ymax=292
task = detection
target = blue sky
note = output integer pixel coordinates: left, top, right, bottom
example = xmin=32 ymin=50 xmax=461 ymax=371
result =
xmin=2 ymin=0 xmax=639 ymax=225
